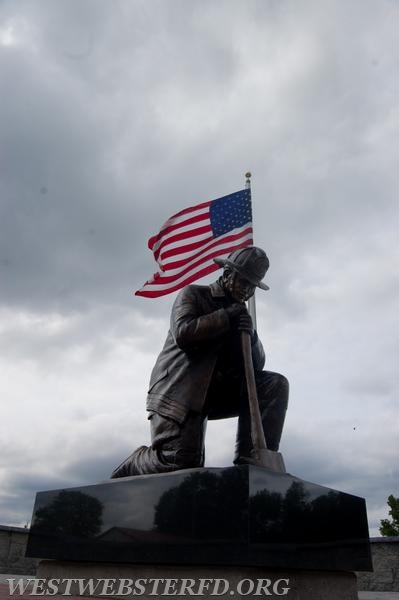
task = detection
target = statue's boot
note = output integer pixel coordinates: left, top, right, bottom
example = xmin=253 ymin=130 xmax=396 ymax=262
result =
xmin=111 ymin=412 xmax=207 ymax=478
xmin=111 ymin=445 xmax=177 ymax=477
xmin=110 ymin=446 xmax=148 ymax=478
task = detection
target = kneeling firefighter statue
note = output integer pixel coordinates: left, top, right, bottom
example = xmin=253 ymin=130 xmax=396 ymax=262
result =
xmin=111 ymin=246 xmax=288 ymax=478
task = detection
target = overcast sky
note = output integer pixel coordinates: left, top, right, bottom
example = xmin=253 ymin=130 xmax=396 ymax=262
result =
xmin=0 ymin=0 xmax=398 ymax=537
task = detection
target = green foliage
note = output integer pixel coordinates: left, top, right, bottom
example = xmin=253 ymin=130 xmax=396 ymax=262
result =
xmin=379 ymin=495 xmax=399 ymax=537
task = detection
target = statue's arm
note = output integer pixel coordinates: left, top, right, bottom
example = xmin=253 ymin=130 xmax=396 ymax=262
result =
xmin=171 ymin=287 xmax=230 ymax=349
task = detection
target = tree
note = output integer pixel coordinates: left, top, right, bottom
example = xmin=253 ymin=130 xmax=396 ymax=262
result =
xmin=379 ymin=495 xmax=399 ymax=536
xmin=33 ymin=490 xmax=103 ymax=538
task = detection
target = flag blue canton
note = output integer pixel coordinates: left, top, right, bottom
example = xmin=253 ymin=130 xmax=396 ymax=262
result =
xmin=210 ymin=189 xmax=252 ymax=237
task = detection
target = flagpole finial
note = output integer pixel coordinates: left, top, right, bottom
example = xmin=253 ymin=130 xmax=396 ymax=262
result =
xmin=245 ymin=171 xmax=251 ymax=189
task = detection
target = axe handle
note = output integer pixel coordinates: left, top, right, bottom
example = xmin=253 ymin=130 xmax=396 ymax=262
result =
xmin=241 ymin=331 xmax=268 ymax=454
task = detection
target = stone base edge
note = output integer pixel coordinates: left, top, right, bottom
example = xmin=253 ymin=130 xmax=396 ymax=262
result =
xmin=36 ymin=560 xmax=359 ymax=599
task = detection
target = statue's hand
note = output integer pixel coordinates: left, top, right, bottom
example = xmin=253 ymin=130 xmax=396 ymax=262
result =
xmin=225 ymin=303 xmax=247 ymax=321
xmin=226 ymin=305 xmax=254 ymax=338
xmin=237 ymin=312 xmax=254 ymax=338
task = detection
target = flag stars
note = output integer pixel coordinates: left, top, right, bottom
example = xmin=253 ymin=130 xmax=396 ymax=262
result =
xmin=210 ymin=190 xmax=252 ymax=237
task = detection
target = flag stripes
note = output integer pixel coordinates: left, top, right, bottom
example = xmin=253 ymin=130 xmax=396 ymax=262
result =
xmin=135 ymin=189 xmax=253 ymax=298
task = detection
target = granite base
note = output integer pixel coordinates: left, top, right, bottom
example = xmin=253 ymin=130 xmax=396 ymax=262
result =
xmin=26 ymin=465 xmax=372 ymax=572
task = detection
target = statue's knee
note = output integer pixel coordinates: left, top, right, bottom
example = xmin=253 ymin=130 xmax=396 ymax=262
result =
xmin=275 ymin=374 xmax=289 ymax=412
xmin=257 ymin=371 xmax=289 ymax=411
xmin=277 ymin=373 xmax=289 ymax=397
xmin=258 ymin=371 xmax=289 ymax=392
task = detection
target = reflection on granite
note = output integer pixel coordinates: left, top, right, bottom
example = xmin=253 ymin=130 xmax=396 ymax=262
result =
xmin=26 ymin=465 xmax=372 ymax=571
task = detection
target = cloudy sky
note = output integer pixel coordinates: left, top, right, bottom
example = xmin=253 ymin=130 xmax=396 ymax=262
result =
xmin=0 ymin=0 xmax=398 ymax=537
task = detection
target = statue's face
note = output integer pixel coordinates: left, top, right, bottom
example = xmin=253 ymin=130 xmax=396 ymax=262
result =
xmin=223 ymin=269 xmax=256 ymax=303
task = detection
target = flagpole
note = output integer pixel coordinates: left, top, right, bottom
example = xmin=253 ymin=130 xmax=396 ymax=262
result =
xmin=241 ymin=171 xmax=286 ymax=472
xmin=245 ymin=171 xmax=257 ymax=330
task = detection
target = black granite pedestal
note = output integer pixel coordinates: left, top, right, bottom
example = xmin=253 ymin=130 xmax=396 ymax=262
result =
xmin=26 ymin=465 xmax=371 ymax=573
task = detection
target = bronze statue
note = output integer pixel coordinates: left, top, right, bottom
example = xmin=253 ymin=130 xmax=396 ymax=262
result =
xmin=111 ymin=246 xmax=288 ymax=478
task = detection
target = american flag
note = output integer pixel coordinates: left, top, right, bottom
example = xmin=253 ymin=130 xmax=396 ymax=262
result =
xmin=135 ymin=188 xmax=253 ymax=298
